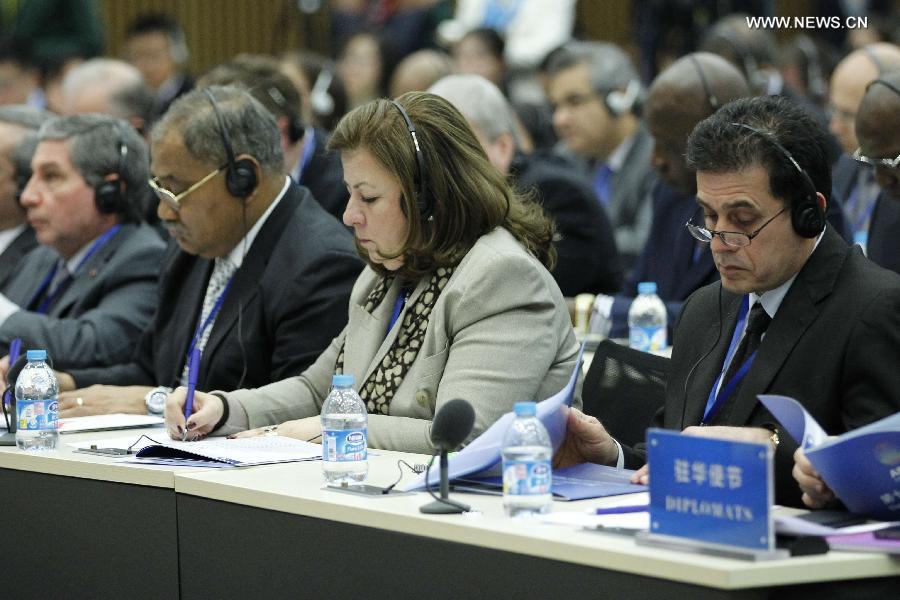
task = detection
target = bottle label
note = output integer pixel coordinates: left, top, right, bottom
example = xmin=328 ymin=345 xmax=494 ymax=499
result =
xmin=629 ymin=325 xmax=667 ymax=352
xmin=503 ymin=459 xmax=551 ymax=496
xmin=322 ymin=427 xmax=367 ymax=463
xmin=17 ymin=399 xmax=59 ymax=431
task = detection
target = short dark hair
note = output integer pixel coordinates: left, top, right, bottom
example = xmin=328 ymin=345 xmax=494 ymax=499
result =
xmin=458 ymin=27 xmax=505 ymax=60
xmin=686 ymin=95 xmax=831 ymax=208
xmin=125 ymin=13 xmax=188 ymax=64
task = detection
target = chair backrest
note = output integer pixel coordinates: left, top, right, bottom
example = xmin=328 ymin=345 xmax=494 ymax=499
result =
xmin=582 ymin=340 xmax=670 ymax=448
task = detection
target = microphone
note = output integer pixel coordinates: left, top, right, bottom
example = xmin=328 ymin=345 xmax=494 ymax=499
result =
xmin=1 ymin=354 xmax=29 ymax=443
xmin=420 ymin=398 xmax=475 ymax=514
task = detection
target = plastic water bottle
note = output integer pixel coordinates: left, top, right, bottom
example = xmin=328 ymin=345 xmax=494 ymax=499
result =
xmin=320 ymin=374 xmax=368 ymax=485
xmin=501 ymin=401 xmax=552 ymax=517
xmin=628 ymin=281 xmax=667 ymax=352
xmin=15 ymin=349 xmax=59 ymax=451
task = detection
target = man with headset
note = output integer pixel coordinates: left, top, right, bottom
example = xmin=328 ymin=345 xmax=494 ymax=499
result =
xmin=55 ymin=86 xmax=361 ymax=418
xmin=545 ymin=42 xmax=656 ymax=267
xmin=0 ymin=114 xmax=166 ymax=372
xmin=557 ymin=95 xmax=900 ymax=508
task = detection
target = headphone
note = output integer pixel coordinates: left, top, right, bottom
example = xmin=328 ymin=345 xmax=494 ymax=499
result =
xmin=310 ymin=65 xmax=335 ymax=118
xmin=203 ymin=88 xmax=258 ymax=199
xmin=867 ymin=78 xmax=900 ymax=99
xmin=603 ymin=79 xmax=641 ymax=117
xmin=862 ymin=44 xmax=885 ymax=75
xmin=731 ymin=122 xmax=824 ymax=238
xmin=389 ymin=99 xmax=432 ymax=220
xmin=262 ymin=84 xmax=305 ymax=144
xmin=94 ymin=125 xmax=128 ymax=215
xmin=689 ymin=55 xmax=720 ymax=113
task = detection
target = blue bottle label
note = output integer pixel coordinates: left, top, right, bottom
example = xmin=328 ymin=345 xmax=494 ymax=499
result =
xmin=17 ymin=399 xmax=58 ymax=431
xmin=629 ymin=325 xmax=666 ymax=352
xmin=503 ymin=459 xmax=551 ymax=496
xmin=322 ymin=428 xmax=367 ymax=463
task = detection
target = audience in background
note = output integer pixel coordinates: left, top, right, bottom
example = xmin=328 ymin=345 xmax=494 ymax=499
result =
xmin=389 ymin=49 xmax=453 ymax=98
xmin=451 ymin=27 xmax=506 ymax=92
xmin=336 ymin=30 xmax=394 ymax=111
xmin=280 ymin=50 xmax=348 ymax=133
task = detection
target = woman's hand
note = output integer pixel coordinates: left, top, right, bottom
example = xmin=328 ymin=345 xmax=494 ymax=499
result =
xmin=165 ymin=387 xmax=224 ymax=441
xmin=229 ymin=417 xmax=322 ymax=443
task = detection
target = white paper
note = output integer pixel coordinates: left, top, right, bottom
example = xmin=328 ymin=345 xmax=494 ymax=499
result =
xmin=58 ymin=414 xmax=165 ymax=434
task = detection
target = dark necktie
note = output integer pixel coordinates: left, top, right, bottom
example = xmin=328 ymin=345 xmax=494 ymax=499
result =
xmin=721 ymin=301 xmax=772 ymax=395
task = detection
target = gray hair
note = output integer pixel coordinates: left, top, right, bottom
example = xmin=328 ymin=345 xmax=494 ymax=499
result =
xmin=38 ymin=114 xmax=151 ymax=222
xmin=428 ymin=74 xmax=520 ymax=148
xmin=62 ymin=58 xmax=155 ymax=125
xmin=0 ymin=105 xmax=53 ymax=130
xmin=150 ymin=85 xmax=283 ymax=173
xmin=546 ymin=41 xmax=639 ymax=96
xmin=10 ymin=132 xmax=39 ymax=197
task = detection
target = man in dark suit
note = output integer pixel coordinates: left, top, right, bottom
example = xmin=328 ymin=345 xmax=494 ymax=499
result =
xmin=558 ymin=96 xmax=900 ymax=508
xmin=201 ymin=55 xmax=349 ymax=222
xmin=0 ymin=114 xmax=166 ymax=371
xmin=56 ymin=86 xmax=361 ymax=418
xmin=0 ymin=106 xmax=51 ymax=291
xmin=429 ymin=74 xmax=622 ymax=296
xmin=546 ymin=42 xmax=656 ymax=267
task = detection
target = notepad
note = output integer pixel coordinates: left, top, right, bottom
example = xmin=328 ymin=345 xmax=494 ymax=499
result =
xmin=58 ymin=414 xmax=165 ymax=434
xmin=122 ymin=436 xmax=323 ymax=467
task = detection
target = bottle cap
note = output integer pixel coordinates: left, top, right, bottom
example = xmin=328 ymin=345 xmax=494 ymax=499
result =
xmin=332 ymin=374 xmax=355 ymax=387
xmin=637 ymin=281 xmax=657 ymax=295
xmin=25 ymin=349 xmax=47 ymax=361
xmin=513 ymin=401 xmax=537 ymax=417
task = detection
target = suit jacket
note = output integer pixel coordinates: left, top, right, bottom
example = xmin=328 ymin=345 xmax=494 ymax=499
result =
xmin=607 ymin=125 xmax=656 ymax=265
xmin=0 ymin=226 xmax=37 ymax=293
xmin=0 ymin=222 xmax=166 ymax=370
xmin=511 ymin=151 xmax=622 ymax=296
xmin=609 ymin=182 xmax=718 ymax=338
xmin=68 ymin=184 xmax=362 ymax=392
xmin=296 ymin=127 xmax=349 ymax=222
xmin=867 ymin=191 xmax=900 ymax=276
xmin=621 ymin=227 xmax=900 ymax=507
xmin=221 ymin=227 xmax=581 ymax=454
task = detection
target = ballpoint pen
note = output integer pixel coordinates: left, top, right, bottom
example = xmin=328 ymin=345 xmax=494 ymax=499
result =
xmin=594 ymin=504 xmax=649 ymax=515
xmin=182 ymin=348 xmax=200 ymax=442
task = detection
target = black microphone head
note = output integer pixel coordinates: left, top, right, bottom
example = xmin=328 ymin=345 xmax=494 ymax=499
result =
xmin=6 ymin=354 xmax=28 ymax=391
xmin=429 ymin=398 xmax=475 ymax=451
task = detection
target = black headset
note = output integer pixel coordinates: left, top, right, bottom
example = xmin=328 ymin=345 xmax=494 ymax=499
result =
xmin=731 ymin=122 xmax=824 ymax=238
xmin=389 ymin=99 xmax=432 ymax=220
xmin=94 ymin=125 xmax=127 ymax=215
xmin=689 ymin=54 xmax=720 ymax=114
xmin=203 ymin=88 xmax=258 ymax=199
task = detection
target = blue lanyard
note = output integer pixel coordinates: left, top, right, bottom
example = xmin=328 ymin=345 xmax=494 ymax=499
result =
xmin=702 ymin=296 xmax=757 ymax=424
xmin=386 ymin=288 xmax=410 ymax=336
xmin=187 ymin=277 xmax=234 ymax=359
xmin=29 ymin=224 xmax=122 ymax=314
xmin=293 ymin=128 xmax=316 ymax=185
xmin=482 ymin=0 xmax=524 ymax=30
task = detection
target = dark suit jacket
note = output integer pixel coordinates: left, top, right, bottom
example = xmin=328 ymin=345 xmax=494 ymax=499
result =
xmin=621 ymin=227 xmax=900 ymax=507
xmin=510 ymin=152 xmax=622 ymax=296
xmin=296 ymin=127 xmax=348 ymax=222
xmin=69 ymin=184 xmax=363 ymax=393
xmin=609 ymin=182 xmax=718 ymax=338
xmin=608 ymin=125 xmax=657 ymax=266
xmin=0 ymin=222 xmax=166 ymax=370
xmin=867 ymin=191 xmax=900 ymax=276
xmin=0 ymin=226 xmax=37 ymax=292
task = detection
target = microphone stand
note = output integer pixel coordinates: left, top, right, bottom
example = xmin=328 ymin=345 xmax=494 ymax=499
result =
xmin=0 ymin=386 xmax=17 ymax=446
xmin=419 ymin=449 xmax=470 ymax=514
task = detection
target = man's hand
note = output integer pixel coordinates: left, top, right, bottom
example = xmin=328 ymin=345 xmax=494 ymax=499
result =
xmin=58 ymin=385 xmax=150 ymax=417
xmin=553 ymin=407 xmax=619 ymax=468
xmin=793 ymin=447 xmax=835 ymax=509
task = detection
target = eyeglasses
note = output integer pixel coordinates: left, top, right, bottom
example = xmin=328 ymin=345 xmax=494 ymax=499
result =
xmin=148 ymin=165 xmax=224 ymax=211
xmin=685 ymin=207 xmax=788 ymax=248
xmin=852 ymin=148 xmax=900 ymax=170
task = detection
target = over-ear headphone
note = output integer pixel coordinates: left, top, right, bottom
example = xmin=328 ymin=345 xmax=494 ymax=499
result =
xmin=862 ymin=44 xmax=885 ymax=75
xmin=689 ymin=55 xmax=720 ymax=114
xmin=94 ymin=125 xmax=127 ymax=215
xmin=389 ymin=99 xmax=432 ymax=220
xmin=310 ymin=66 xmax=335 ymax=118
xmin=604 ymin=79 xmax=641 ymax=117
xmin=262 ymin=84 xmax=305 ymax=144
xmin=203 ymin=88 xmax=258 ymax=199
xmin=731 ymin=122 xmax=824 ymax=238
xmin=866 ymin=78 xmax=900 ymax=99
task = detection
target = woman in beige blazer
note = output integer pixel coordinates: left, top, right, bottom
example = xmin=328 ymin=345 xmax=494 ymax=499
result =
xmin=166 ymin=92 xmax=580 ymax=453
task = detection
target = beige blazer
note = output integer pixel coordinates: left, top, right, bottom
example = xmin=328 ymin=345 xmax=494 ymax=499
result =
xmin=220 ymin=227 xmax=580 ymax=453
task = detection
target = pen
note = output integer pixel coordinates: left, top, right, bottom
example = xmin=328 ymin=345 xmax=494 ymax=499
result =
xmin=182 ymin=348 xmax=200 ymax=442
xmin=594 ymin=504 xmax=649 ymax=515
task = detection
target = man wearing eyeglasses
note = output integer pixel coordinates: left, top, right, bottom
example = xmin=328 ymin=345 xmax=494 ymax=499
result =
xmin=851 ymin=70 xmax=900 ymax=277
xmin=557 ymin=95 xmax=900 ymax=508
xmin=54 ymin=86 xmax=361 ymax=419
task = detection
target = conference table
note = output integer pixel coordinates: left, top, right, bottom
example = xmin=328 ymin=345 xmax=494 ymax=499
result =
xmin=3 ymin=427 xmax=899 ymax=599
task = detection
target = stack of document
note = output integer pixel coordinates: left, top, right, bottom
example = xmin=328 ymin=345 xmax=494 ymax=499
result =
xmin=124 ymin=436 xmax=323 ymax=467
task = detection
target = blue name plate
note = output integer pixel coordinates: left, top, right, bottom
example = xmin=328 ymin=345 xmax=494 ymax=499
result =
xmin=647 ymin=429 xmax=774 ymax=551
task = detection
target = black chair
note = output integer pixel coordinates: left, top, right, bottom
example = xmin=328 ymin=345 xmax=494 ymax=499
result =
xmin=581 ymin=340 xmax=670 ymax=448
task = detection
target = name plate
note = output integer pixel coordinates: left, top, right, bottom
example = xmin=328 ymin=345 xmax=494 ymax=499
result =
xmin=645 ymin=429 xmax=775 ymax=553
